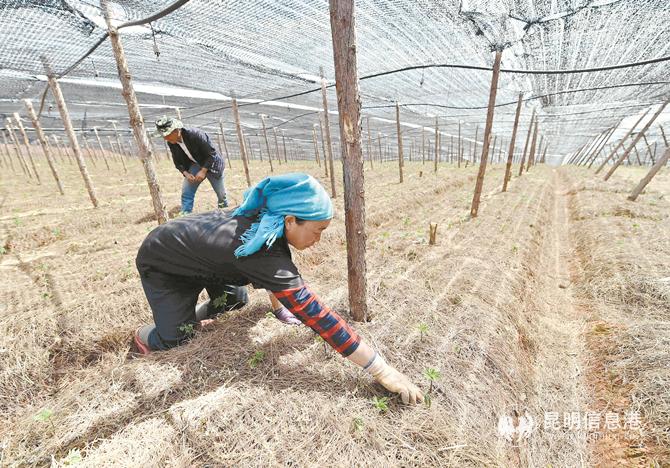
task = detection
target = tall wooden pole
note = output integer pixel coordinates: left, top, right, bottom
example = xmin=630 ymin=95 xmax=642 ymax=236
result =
xmin=659 ymin=125 xmax=668 ymax=148
xmin=320 ymin=70 xmax=337 ymax=198
xmin=595 ymin=109 xmax=651 ymax=174
xmin=93 ymin=128 xmax=110 ymax=170
xmin=103 ymin=4 xmax=168 ymax=222
xmin=526 ymin=120 xmax=539 ymax=172
xmin=470 ymin=50 xmax=502 ymax=218
xmin=457 ymin=121 xmax=462 ymax=168
xmin=260 ymin=115 xmax=274 ymax=173
xmin=272 ymin=127 xmax=281 ymax=166
xmin=218 ymin=120 xmax=232 ymax=167
xmin=1 ymin=131 xmax=15 ymax=172
xmin=319 ymin=114 xmax=329 ymax=178
xmin=421 ymin=127 xmax=426 ymax=165
xmin=518 ymin=109 xmax=535 ymax=176
xmin=231 ymin=97 xmax=251 ymax=186
xmin=586 ymin=127 xmax=616 ymax=168
xmin=5 ymin=119 xmax=31 ymax=176
xmin=628 ymin=146 xmax=670 ymax=201
xmin=111 ymin=122 xmax=128 ymax=173
xmin=282 ymin=130 xmax=289 ymax=167
xmin=502 ymin=93 xmax=523 ymax=192
xmin=13 ymin=113 xmax=41 ymax=184
xmin=366 ymin=117 xmax=373 ymax=169
xmin=312 ymin=125 xmax=322 ymax=166
xmin=395 ymin=102 xmax=404 ymax=183
xmin=377 ymin=132 xmax=383 ymax=165
xmin=604 ymin=100 xmax=669 ymax=181
xmin=329 ymin=0 xmax=367 ymax=321
xmin=43 ymin=65 xmax=98 ymax=207
xmin=470 ymin=125 xmax=479 ymax=167
xmin=24 ymin=100 xmax=64 ymax=194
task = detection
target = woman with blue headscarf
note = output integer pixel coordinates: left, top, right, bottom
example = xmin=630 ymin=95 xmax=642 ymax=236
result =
xmin=134 ymin=173 xmax=423 ymax=404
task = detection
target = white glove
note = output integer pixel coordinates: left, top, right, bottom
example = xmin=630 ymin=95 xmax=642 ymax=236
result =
xmin=365 ymin=353 xmax=424 ymax=405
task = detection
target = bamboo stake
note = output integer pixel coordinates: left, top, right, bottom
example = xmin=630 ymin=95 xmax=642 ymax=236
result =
xmin=502 ymin=93 xmax=523 ymax=192
xmin=231 ymin=97 xmax=251 ymax=186
xmin=604 ymin=100 xmax=669 ymax=181
xmin=470 ymin=50 xmax=502 ymax=218
xmin=13 ymin=113 xmax=41 ymax=183
xmin=329 ymin=0 xmax=368 ymax=320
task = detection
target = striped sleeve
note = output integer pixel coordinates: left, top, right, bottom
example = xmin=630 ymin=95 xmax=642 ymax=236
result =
xmin=273 ymin=285 xmax=361 ymax=357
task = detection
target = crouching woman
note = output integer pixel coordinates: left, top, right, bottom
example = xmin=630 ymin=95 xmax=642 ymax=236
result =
xmin=134 ymin=173 xmax=423 ymax=404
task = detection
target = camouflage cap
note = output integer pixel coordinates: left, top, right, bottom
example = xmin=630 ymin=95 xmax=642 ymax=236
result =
xmin=155 ymin=115 xmax=183 ymax=137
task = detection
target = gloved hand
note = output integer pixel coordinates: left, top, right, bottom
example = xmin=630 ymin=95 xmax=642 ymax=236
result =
xmin=365 ymin=353 xmax=424 ymax=405
xmin=273 ymin=306 xmax=302 ymax=325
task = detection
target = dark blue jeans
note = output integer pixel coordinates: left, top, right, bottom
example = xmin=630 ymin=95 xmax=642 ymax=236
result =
xmin=181 ymin=164 xmax=227 ymax=213
xmin=139 ymin=269 xmax=248 ymax=351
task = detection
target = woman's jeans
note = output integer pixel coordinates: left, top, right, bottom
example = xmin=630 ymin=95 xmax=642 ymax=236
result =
xmin=181 ymin=164 xmax=228 ymax=213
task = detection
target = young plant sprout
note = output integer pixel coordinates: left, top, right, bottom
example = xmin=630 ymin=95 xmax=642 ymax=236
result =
xmin=417 ymin=323 xmax=429 ymax=341
xmin=248 ymin=350 xmax=265 ymax=368
xmin=212 ymin=293 xmax=228 ymax=309
xmin=423 ymin=367 xmax=441 ymax=394
xmin=178 ymin=323 xmax=195 ymax=338
xmin=352 ymin=416 xmax=364 ymax=432
xmin=372 ymin=396 xmax=389 ymax=413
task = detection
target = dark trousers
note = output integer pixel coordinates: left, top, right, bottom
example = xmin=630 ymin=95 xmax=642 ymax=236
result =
xmin=139 ymin=269 xmax=248 ymax=350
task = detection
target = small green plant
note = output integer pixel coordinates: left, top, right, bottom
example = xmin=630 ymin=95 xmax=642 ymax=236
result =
xmin=417 ymin=323 xmax=429 ymax=342
xmin=371 ymin=396 xmax=389 ymax=413
xmin=33 ymin=408 xmax=55 ymax=430
xmin=0 ymin=246 xmax=6 ymax=255
xmin=212 ymin=293 xmax=228 ymax=309
xmin=511 ymin=245 xmax=519 ymax=253
xmin=248 ymin=350 xmax=265 ymax=368
xmin=632 ymin=223 xmax=640 ymax=229
xmin=61 ymin=448 xmax=82 ymax=465
xmin=179 ymin=323 xmax=195 ymax=338
xmin=424 ymin=367 xmax=441 ymax=394
xmin=265 ymin=310 xmax=275 ymax=319
xmin=424 ymin=393 xmax=432 ymax=408
xmin=352 ymin=416 xmax=364 ymax=431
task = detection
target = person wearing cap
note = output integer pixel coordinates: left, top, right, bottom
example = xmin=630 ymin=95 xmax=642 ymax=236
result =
xmin=156 ymin=116 xmax=228 ymax=214
xmin=133 ymin=173 xmax=423 ymax=405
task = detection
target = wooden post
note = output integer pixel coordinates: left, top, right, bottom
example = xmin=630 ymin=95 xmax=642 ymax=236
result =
xmin=659 ymin=125 xmax=668 ymax=148
xmin=93 ymin=128 xmax=111 ymax=170
xmin=434 ymin=117 xmax=439 ymax=172
xmin=604 ymin=100 xmax=669 ymax=181
xmin=421 ymin=127 xmax=426 ymax=165
xmin=272 ymin=127 xmax=281 ymax=166
xmin=502 ymin=93 xmax=523 ymax=192
xmin=1 ymin=131 xmax=16 ymax=172
xmin=470 ymin=50 xmax=502 ymax=218
xmin=320 ymin=70 xmax=337 ymax=198
xmin=329 ymin=0 xmax=368 ymax=321
xmin=24 ymin=99 xmax=64 ymax=194
xmin=312 ymin=125 xmax=322 ymax=166
xmin=82 ymin=134 xmax=98 ymax=167
xmin=377 ymin=132 xmax=382 ymax=165
xmin=103 ymin=6 xmax=168 ymax=222
xmin=218 ymin=120 xmax=232 ymax=167
xmin=586 ymin=127 xmax=616 ymax=168
xmin=260 ymin=115 xmax=274 ymax=173
xmin=628 ymin=146 xmax=670 ymax=201
xmin=429 ymin=222 xmax=437 ymax=245
xmin=282 ymin=130 xmax=290 ymax=167
xmin=469 ymin=125 xmax=479 ymax=167
xmin=13 ymin=113 xmax=41 ymax=184
xmin=42 ymin=59 xmax=98 ymax=208
xmin=51 ymin=135 xmax=65 ymax=164
xmin=518 ymin=109 xmax=535 ymax=176
xmin=526 ymin=120 xmax=539 ymax=172
xmin=111 ymin=122 xmax=129 ymax=173
xmin=231 ymin=97 xmax=251 ymax=186
xmin=595 ymin=109 xmax=651 ymax=174
xmin=642 ymin=134 xmax=656 ymax=165
xmin=457 ymin=121 xmax=462 ymax=168
xmin=319 ymin=114 xmax=329 ymax=178
xmin=395 ymin=102 xmax=404 ymax=183
xmin=5 ymin=119 xmax=32 ymax=176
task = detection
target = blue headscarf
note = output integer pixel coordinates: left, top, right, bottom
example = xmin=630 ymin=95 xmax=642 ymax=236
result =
xmin=232 ymin=173 xmax=333 ymax=257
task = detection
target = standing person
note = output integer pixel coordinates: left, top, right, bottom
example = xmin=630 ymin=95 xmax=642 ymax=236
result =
xmin=134 ymin=173 xmax=423 ymax=405
xmin=156 ymin=116 xmax=228 ymax=214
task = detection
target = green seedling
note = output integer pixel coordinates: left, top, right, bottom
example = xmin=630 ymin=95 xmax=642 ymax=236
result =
xmin=265 ymin=310 xmax=275 ymax=319
xmin=511 ymin=245 xmax=519 ymax=253
xmin=424 ymin=393 xmax=432 ymax=408
xmin=417 ymin=323 xmax=429 ymax=342
xmin=0 ymin=246 xmax=5 ymax=255
xmin=212 ymin=293 xmax=228 ymax=309
xmin=34 ymin=408 xmax=55 ymax=430
xmin=423 ymin=367 xmax=441 ymax=395
xmin=61 ymin=448 xmax=82 ymax=465
xmin=372 ymin=396 xmax=389 ymax=413
xmin=352 ymin=417 xmax=364 ymax=432
xmin=248 ymin=350 xmax=265 ymax=368
xmin=179 ymin=323 xmax=195 ymax=338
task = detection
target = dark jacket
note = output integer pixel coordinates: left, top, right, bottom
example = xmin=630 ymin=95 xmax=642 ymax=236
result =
xmin=168 ymin=127 xmax=224 ymax=178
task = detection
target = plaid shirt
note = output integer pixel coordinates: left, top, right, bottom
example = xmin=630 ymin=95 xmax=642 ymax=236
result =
xmin=273 ymin=285 xmax=361 ymax=357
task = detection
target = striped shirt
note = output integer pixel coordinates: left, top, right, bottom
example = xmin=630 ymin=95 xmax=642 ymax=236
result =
xmin=273 ymin=285 xmax=361 ymax=357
